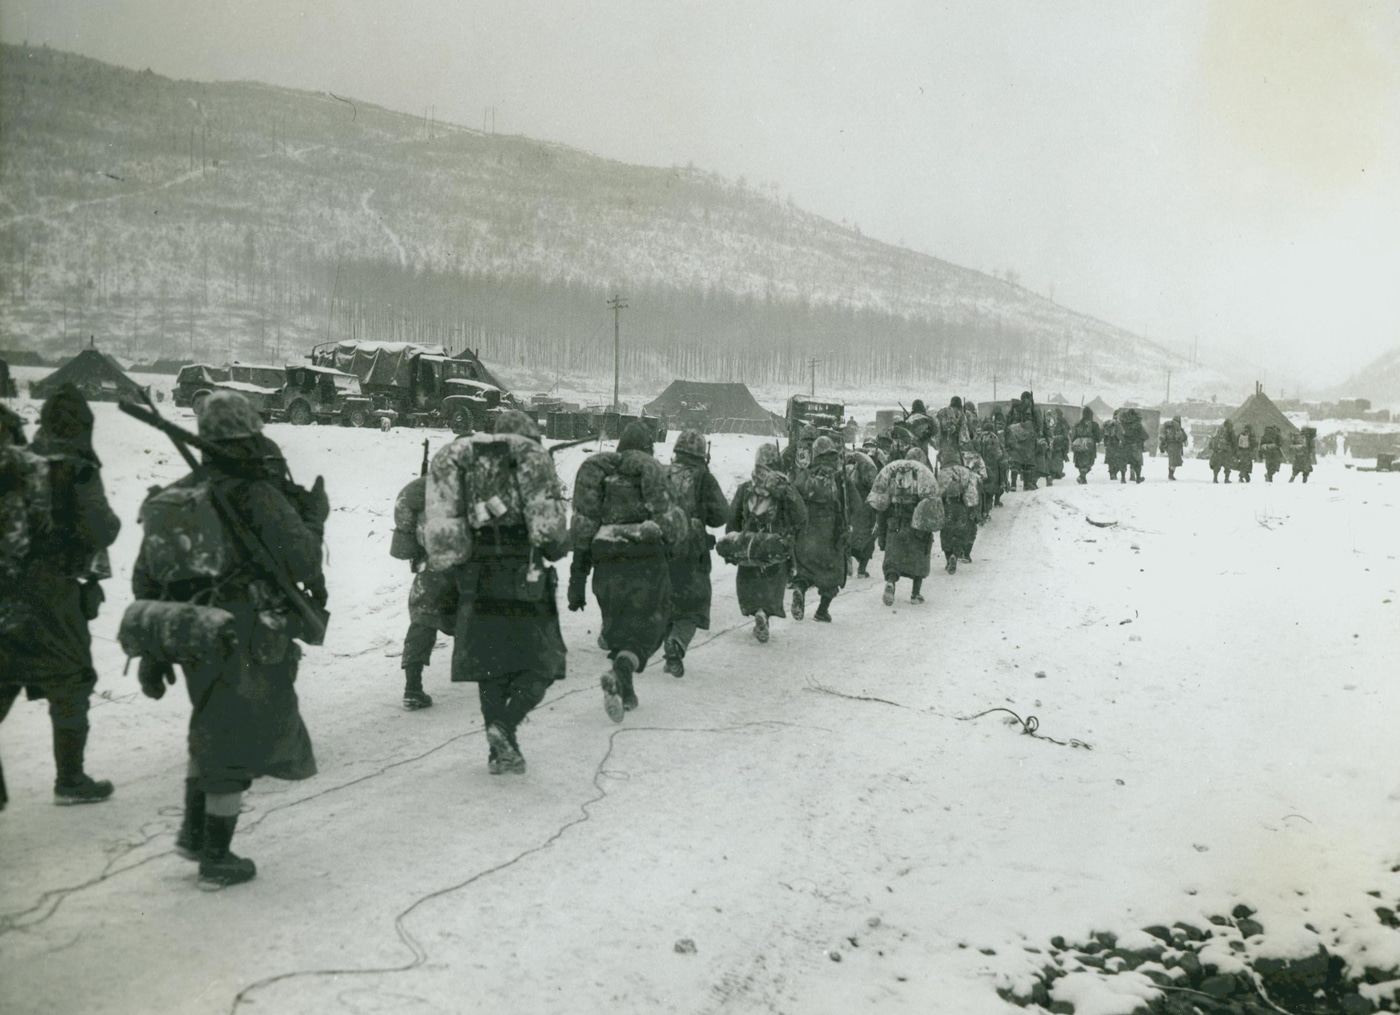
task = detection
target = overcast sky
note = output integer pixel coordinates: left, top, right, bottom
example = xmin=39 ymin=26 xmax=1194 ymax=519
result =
xmin=4 ymin=1 xmax=1398 ymax=386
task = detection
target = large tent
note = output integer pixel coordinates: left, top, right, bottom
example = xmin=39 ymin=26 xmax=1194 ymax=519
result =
xmin=1087 ymin=396 xmax=1115 ymax=419
xmin=1228 ymin=386 xmax=1298 ymax=440
xmin=644 ymin=380 xmax=783 ymax=436
xmin=30 ymin=347 xmax=148 ymax=403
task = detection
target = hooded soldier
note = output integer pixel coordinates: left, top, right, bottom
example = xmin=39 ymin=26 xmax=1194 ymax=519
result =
xmin=723 ymin=444 xmax=807 ymax=643
xmin=661 ymin=430 xmax=730 ymax=677
xmin=1005 ymin=391 xmax=1045 ymax=490
xmin=1159 ymin=416 xmax=1187 ymax=480
xmin=780 ymin=422 xmax=818 ymax=475
xmin=936 ymin=447 xmax=980 ymax=573
xmin=134 ymin=389 xmax=327 ymax=888
xmin=1209 ymin=418 xmax=1237 ymax=483
xmin=973 ymin=418 xmax=1005 ymax=518
xmin=569 ymin=420 xmax=686 ymax=721
xmin=1069 ymin=406 xmax=1103 ymax=483
xmin=1044 ymin=408 xmax=1070 ymax=483
xmin=1235 ymin=423 xmax=1257 ymax=483
xmin=390 ymin=460 xmax=460 ymax=710
xmin=868 ymin=447 xmax=939 ymax=605
xmin=844 ymin=443 xmax=880 ymax=577
xmin=790 ymin=435 xmax=848 ymax=623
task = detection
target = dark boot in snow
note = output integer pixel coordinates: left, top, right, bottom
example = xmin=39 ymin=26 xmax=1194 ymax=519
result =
xmin=910 ymin=578 xmax=924 ymax=604
xmin=790 ymin=587 xmax=805 ymax=621
xmin=753 ymin=610 xmax=770 ymax=643
xmin=487 ymin=724 xmax=525 ymax=775
xmin=198 ymin=814 xmax=256 ymax=890
xmin=945 ymin=556 xmax=958 ymax=574
xmin=402 ymin=663 xmax=433 ymax=710
xmin=175 ymin=778 xmax=206 ymax=860
xmin=52 ymin=729 xmax=113 ymax=806
xmin=882 ymin=581 xmax=896 ymax=607
xmin=813 ymin=596 xmax=832 ymax=622
xmin=601 ymin=652 xmax=636 ymax=723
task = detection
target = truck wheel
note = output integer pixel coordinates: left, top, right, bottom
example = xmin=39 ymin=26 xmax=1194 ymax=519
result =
xmin=451 ymin=408 xmax=473 ymax=433
xmin=348 ymin=407 xmax=370 ymax=428
xmin=288 ymin=401 xmax=313 ymax=426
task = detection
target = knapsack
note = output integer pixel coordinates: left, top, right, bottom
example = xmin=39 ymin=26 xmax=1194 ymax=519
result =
xmin=667 ymin=461 xmax=703 ymax=521
xmin=462 ymin=438 xmax=528 ymax=529
xmin=0 ymin=445 xmax=51 ymax=580
xmin=891 ymin=466 xmax=923 ymax=505
xmin=139 ymin=480 xmax=236 ymax=584
xmin=796 ymin=466 xmax=840 ymax=506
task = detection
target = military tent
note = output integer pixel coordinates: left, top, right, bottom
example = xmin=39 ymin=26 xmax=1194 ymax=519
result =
xmin=1087 ymin=396 xmax=1115 ymax=419
xmin=30 ymin=347 xmax=148 ymax=403
xmin=644 ymin=380 xmax=783 ymax=436
xmin=1227 ymin=385 xmax=1298 ymax=442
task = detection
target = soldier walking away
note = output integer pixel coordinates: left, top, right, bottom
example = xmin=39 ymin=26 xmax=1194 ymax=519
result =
xmin=867 ymin=447 xmax=940 ymax=604
xmin=1235 ymin=423 xmax=1257 ymax=484
xmin=569 ymin=420 xmax=686 ymax=721
xmin=130 ymin=391 xmax=326 ymax=888
xmin=1289 ymin=428 xmax=1316 ymax=483
xmin=844 ymin=444 xmax=879 ymax=575
xmin=1 ymin=392 xmax=121 ymax=810
xmin=936 ymin=448 xmax=980 ymax=572
xmin=1159 ymin=416 xmax=1187 ymax=480
xmin=1070 ymin=407 xmax=1103 ymax=484
xmin=973 ymin=420 xmax=1005 ymax=517
xmin=1102 ymin=411 xmax=1126 ymax=482
xmin=390 ymin=456 xmax=459 ymax=709
xmin=790 ymin=436 xmax=848 ymax=623
xmin=1260 ymin=425 xmax=1284 ymax=482
xmin=1209 ymin=419 xmax=1237 ymax=483
xmin=1044 ymin=408 xmax=1070 ymax=484
xmin=934 ymin=397 xmax=971 ymax=459
xmin=661 ymin=430 xmax=729 ymax=677
xmin=1005 ymin=391 xmax=1044 ymax=490
xmin=1120 ymin=408 xmax=1148 ymax=484
xmin=720 ymin=444 xmax=806 ymax=643
xmin=424 ymin=410 xmax=569 ymax=772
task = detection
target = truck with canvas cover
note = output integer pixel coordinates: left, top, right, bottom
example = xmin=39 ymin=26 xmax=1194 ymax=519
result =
xmin=309 ymin=341 xmax=509 ymax=431
xmin=786 ymin=395 xmax=845 ymax=440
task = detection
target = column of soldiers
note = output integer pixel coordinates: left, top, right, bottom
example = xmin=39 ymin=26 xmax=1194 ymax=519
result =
xmin=0 ymin=385 xmax=1331 ymax=896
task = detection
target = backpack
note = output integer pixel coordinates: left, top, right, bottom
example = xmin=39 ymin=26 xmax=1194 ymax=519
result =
xmin=795 ymin=465 xmax=840 ymax=506
xmin=667 ymin=461 xmax=703 ymax=521
xmin=1237 ymin=433 xmax=1250 ymax=449
xmin=0 ymin=445 xmax=52 ymax=580
xmin=462 ymin=439 xmax=530 ymax=529
xmin=139 ymin=481 xmax=236 ymax=584
xmin=890 ymin=466 xmax=923 ymax=505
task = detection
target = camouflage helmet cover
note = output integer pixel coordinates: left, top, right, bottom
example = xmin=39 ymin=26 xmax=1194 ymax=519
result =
xmin=198 ymin=390 xmax=263 ymax=441
xmin=673 ymin=429 xmax=707 ymax=459
xmin=811 ymin=435 xmax=838 ymax=459
xmin=494 ymin=409 xmax=541 ymax=440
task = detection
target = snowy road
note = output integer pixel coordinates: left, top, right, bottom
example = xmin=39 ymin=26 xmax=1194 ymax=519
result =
xmin=2 ymin=402 xmax=1398 ymax=1015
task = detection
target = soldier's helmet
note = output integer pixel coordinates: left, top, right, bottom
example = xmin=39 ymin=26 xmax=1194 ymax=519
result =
xmin=494 ymin=409 xmax=541 ymax=441
xmin=812 ymin=436 xmax=838 ymax=459
xmin=198 ymin=390 xmax=263 ymax=441
xmin=674 ymin=429 xmax=706 ymax=460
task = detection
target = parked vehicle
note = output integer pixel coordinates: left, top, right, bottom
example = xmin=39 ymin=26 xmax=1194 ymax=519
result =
xmin=173 ymin=363 xmax=231 ymax=408
xmin=785 ymin=394 xmax=845 ymax=438
xmin=273 ymin=365 xmax=370 ymax=425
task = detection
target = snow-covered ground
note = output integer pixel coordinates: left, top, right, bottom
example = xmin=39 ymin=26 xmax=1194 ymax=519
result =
xmin=2 ymin=387 xmax=1399 ymax=1015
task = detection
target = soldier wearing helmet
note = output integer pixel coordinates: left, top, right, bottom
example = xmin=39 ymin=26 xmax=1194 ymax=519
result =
xmin=660 ymin=430 xmax=730 ymax=677
xmin=789 ymin=435 xmax=847 ymax=622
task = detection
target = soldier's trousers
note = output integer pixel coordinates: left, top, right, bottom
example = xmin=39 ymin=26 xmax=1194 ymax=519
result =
xmin=478 ymin=672 xmax=549 ymax=741
xmin=402 ymin=621 xmax=440 ymax=670
xmin=664 ymin=618 xmax=698 ymax=661
xmin=1 ymin=672 xmax=96 ymax=804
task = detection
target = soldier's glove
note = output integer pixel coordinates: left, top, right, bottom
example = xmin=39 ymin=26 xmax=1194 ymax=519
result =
xmin=306 ymin=576 xmax=329 ymax=610
xmin=138 ymin=657 xmax=177 ymax=700
xmin=290 ymin=476 xmax=331 ymax=527
xmin=567 ymin=572 xmax=588 ymax=612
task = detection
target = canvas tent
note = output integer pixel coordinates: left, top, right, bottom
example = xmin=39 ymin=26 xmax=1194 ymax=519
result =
xmin=30 ymin=347 xmax=148 ymax=403
xmin=1087 ymin=396 xmax=1115 ymax=419
xmin=644 ymin=380 xmax=783 ymax=437
xmin=1227 ymin=386 xmax=1298 ymax=441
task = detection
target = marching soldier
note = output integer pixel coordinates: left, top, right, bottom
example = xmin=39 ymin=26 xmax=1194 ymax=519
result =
xmin=390 ymin=461 xmax=459 ymax=710
xmin=868 ymin=448 xmax=940 ymax=605
xmin=1210 ymin=419 xmax=1237 ymax=483
xmin=1070 ymin=407 xmax=1103 ymax=484
xmin=722 ymin=445 xmax=807 ymax=643
xmin=790 ymin=436 xmax=848 ymax=623
xmin=1159 ymin=416 xmax=1187 ymax=481
xmin=661 ymin=430 xmax=729 ymax=677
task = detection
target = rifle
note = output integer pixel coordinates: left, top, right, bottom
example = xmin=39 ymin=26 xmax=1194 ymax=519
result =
xmin=547 ymin=434 xmax=601 ymax=455
xmin=118 ymin=397 xmax=330 ymax=646
xmin=420 ymin=439 xmax=430 ymax=477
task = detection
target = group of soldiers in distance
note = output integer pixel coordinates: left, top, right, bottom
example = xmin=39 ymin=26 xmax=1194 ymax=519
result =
xmin=0 ymin=382 xmax=1324 ymax=892
xmin=1205 ymin=417 xmax=1318 ymax=484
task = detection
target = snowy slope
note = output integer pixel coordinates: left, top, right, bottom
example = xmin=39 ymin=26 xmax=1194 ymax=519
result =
xmin=1 ymin=389 xmax=1398 ymax=1015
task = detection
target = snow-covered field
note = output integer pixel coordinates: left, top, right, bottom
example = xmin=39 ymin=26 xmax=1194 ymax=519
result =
xmin=2 ymin=387 xmax=1399 ymax=1015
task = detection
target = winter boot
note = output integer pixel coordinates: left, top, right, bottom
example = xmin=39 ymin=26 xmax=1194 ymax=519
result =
xmin=909 ymin=578 xmax=924 ymax=605
xmin=1077 ymin=472 xmax=1087 ymax=484
xmin=601 ymin=652 xmax=636 ymax=723
xmin=753 ymin=610 xmax=770 ymax=643
xmin=790 ymin=587 xmax=805 ymax=621
xmin=198 ymin=814 xmax=256 ymax=890
xmin=813 ymin=595 xmax=833 ymax=623
xmin=663 ymin=638 xmax=685 ymax=677
xmin=620 ymin=669 xmax=639 ymax=712
xmin=882 ymin=581 xmax=896 ymax=607
xmin=1119 ymin=472 xmax=1126 ymax=484
xmin=486 ymin=724 xmax=525 ymax=775
xmin=52 ymin=728 xmax=113 ymax=806
xmin=856 ymin=561 xmax=871 ymax=579
xmin=945 ymin=555 xmax=958 ymax=574
xmin=402 ymin=664 xmax=433 ymax=711
xmin=175 ymin=778 xmax=206 ymax=860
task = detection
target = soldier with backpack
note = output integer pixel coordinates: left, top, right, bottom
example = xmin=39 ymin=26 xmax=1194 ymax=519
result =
xmin=129 ymin=391 xmax=326 ymax=888
xmin=1159 ymin=416 xmax=1187 ymax=480
xmin=1289 ymin=428 xmax=1316 ymax=483
xmin=719 ymin=444 xmax=807 ymax=644
xmin=1260 ymin=425 xmax=1284 ymax=482
xmin=390 ymin=453 xmax=459 ymax=710
xmin=868 ymin=447 xmax=940 ymax=605
xmin=661 ymin=430 xmax=729 ymax=678
xmin=937 ymin=448 xmax=980 ymax=573
xmin=569 ymin=420 xmax=687 ymax=721
xmin=1070 ymin=407 xmax=1103 ymax=484
xmin=424 ymin=410 xmax=570 ymax=772
xmin=789 ymin=435 xmax=848 ymax=623
xmin=843 ymin=443 xmax=879 ymax=577
xmin=1 ymin=388 xmax=121 ymax=812
xmin=973 ymin=419 xmax=1005 ymax=517
xmin=1120 ymin=408 xmax=1148 ymax=484
xmin=1210 ymin=419 xmax=1237 ymax=483
xmin=1235 ymin=423 xmax=1257 ymax=483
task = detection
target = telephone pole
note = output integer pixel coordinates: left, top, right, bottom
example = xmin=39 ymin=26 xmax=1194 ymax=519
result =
xmin=808 ymin=357 xmax=819 ymax=396
xmin=608 ymin=294 xmax=628 ymax=412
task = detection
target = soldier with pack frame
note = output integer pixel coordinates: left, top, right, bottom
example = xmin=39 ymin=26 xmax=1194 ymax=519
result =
xmin=1119 ymin=407 xmax=1148 ymax=484
xmin=661 ymin=430 xmax=730 ymax=678
xmin=937 ymin=447 xmax=981 ymax=573
xmin=789 ymin=435 xmax=848 ymax=623
xmin=1159 ymin=416 xmax=1188 ymax=481
xmin=720 ymin=444 xmax=807 ymax=644
xmin=390 ymin=451 xmax=459 ymax=710
xmin=424 ymin=410 xmax=570 ymax=773
xmin=569 ymin=420 xmax=687 ymax=721
xmin=1235 ymin=423 xmax=1257 ymax=484
xmin=1289 ymin=428 xmax=1316 ymax=483
xmin=1070 ymin=406 xmax=1103 ymax=484
xmin=1209 ymin=419 xmax=1237 ymax=483
xmin=844 ymin=443 xmax=879 ymax=577
xmin=130 ymin=391 xmax=327 ymax=889
xmin=1 ymin=391 xmax=121 ymax=811
xmin=1260 ymin=424 xmax=1284 ymax=482
xmin=868 ymin=447 xmax=941 ymax=605
xmin=973 ymin=419 xmax=1005 ymax=518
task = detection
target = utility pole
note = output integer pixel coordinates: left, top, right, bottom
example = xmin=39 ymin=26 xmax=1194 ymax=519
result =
xmin=1165 ymin=368 xmax=1171 ymax=405
xmin=608 ymin=294 xmax=628 ymax=412
xmin=808 ymin=357 xmax=819 ymax=396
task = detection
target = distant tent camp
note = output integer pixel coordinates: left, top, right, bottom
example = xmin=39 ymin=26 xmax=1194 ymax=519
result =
xmin=30 ymin=346 xmax=149 ymax=403
xmin=1227 ymin=384 xmax=1298 ymax=441
xmin=1086 ymin=396 xmax=1115 ymax=419
xmin=644 ymin=380 xmax=783 ymax=437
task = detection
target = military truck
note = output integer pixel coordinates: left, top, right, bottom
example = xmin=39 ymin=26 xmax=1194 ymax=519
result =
xmin=172 ymin=363 xmax=231 ymax=408
xmin=785 ymin=395 xmax=845 ymax=440
xmin=309 ymin=341 xmax=512 ymax=431
xmin=273 ymin=364 xmax=371 ymax=426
